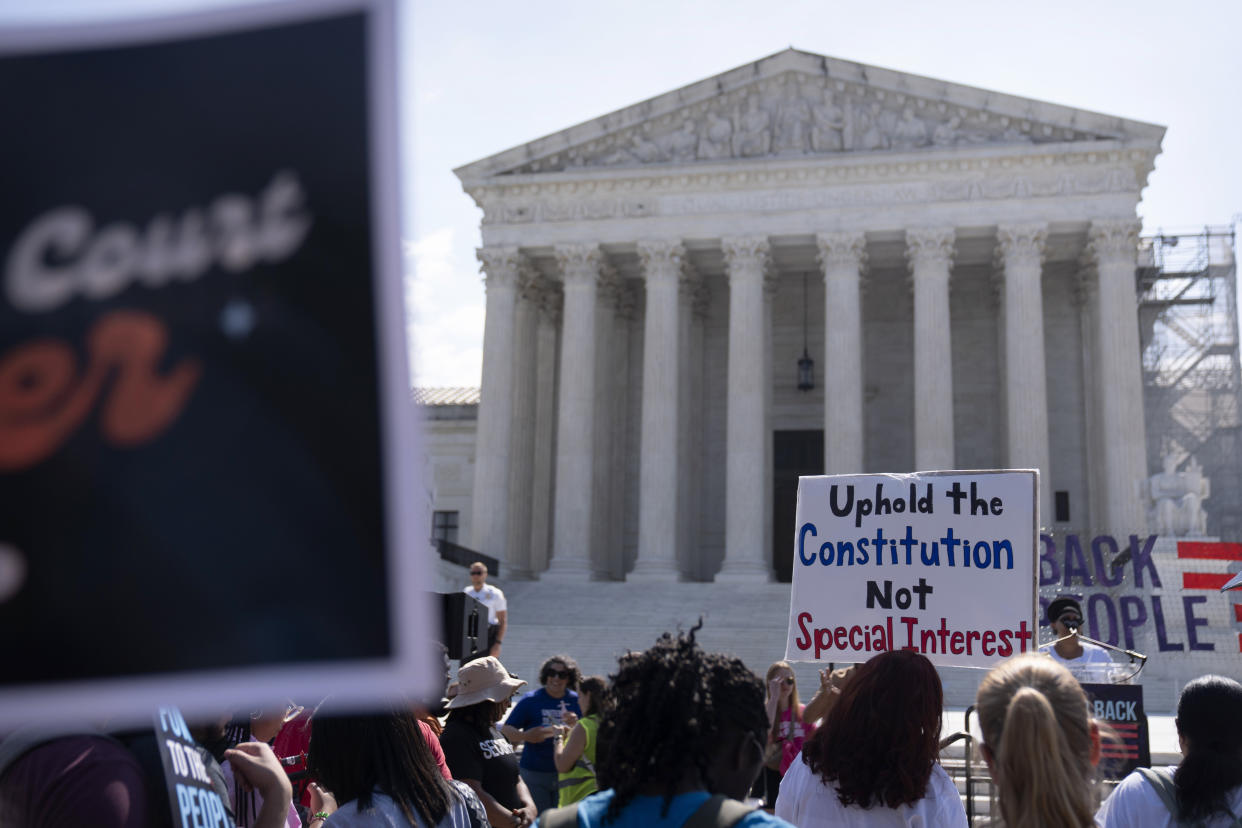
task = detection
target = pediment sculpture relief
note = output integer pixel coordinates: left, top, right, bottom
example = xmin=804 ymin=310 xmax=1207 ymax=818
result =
xmin=508 ymin=74 xmax=1115 ymax=175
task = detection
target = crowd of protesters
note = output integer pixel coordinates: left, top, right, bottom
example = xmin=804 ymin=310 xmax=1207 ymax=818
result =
xmin=4 ymin=601 xmax=1242 ymax=827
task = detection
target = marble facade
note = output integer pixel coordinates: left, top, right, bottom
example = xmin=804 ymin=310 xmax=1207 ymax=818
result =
xmin=452 ymin=49 xmax=1165 ymax=582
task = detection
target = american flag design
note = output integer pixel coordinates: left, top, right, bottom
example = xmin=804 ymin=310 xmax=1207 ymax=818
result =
xmin=1176 ymin=542 xmax=1242 ymax=652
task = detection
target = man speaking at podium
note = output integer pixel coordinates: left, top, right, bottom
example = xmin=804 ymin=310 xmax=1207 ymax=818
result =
xmin=1044 ymin=596 xmax=1113 ymax=680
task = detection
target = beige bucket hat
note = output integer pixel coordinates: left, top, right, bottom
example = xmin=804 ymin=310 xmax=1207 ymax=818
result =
xmin=446 ymin=657 xmax=527 ymax=709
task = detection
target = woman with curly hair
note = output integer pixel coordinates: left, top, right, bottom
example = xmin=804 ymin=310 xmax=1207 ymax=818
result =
xmin=975 ymin=653 xmax=1100 ymax=828
xmin=501 ymin=654 xmax=583 ymax=815
xmin=775 ymin=650 xmax=966 ymax=827
xmin=538 ymin=624 xmax=792 ymax=827
xmin=1097 ymin=674 xmax=1242 ymax=827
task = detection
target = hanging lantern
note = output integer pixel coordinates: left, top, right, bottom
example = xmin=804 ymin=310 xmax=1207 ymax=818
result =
xmin=797 ymin=272 xmax=814 ymax=391
xmin=798 ymin=348 xmax=815 ymax=391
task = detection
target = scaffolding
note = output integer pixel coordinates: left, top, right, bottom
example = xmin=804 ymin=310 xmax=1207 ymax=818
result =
xmin=1138 ymin=226 xmax=1242 ymax=541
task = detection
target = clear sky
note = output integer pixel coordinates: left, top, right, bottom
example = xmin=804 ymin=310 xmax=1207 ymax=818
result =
xmin=5 ymin=0 xmax=1240 ymax=388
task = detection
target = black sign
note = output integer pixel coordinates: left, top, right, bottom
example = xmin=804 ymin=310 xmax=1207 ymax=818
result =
xmin=1082 ymin=682 xmax=1151 ymax=780
xmin=0 ymin=0 xmax=428 ymax=725
xmin=154 ymin=706 xmax=235 ymax=828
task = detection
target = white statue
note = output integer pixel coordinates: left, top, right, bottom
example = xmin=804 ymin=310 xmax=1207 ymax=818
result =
xmin=772 ymin=82 xmax=811 ymax=153
xmin=810 ymin=90 xmax=846 ymax=152
xmin=891 ymin=106 xmax=929 ymax=150
xmin=1144 ymin=451 xmax=1211 ymax=536
xmin=697 ymin=109 xmax=734 ymax=160
xmin=932 ymin=115 xmax=961 ymax=147
xmin=732 ymin=94 xmax=772 ymax=158
xmin=662 ymin=119 xmax=698 ymax=162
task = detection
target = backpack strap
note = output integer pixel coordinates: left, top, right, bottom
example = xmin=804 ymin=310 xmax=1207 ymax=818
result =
xmin=540 ymin=803 xmax=581 ymax=828
xmin=1136 ymin=766 xmax=1181 ymax=821
xmin=683 ymin=794 xmax=754 ymax=828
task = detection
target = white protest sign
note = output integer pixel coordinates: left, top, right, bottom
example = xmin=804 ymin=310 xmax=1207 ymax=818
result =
xmin=785 ymin=470 xmax=1038 ymax=669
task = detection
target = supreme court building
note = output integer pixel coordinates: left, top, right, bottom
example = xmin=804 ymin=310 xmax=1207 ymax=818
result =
xmin=445 ymin=49 xmax=1167 ymax=583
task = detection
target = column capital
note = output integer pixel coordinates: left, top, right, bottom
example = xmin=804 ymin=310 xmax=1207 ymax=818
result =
xmin=721 ymin=235 xmax=771 ymax=280
xmin=516 ymin=261 xmax=545 ymax=301
xmin=996 ymin=223 xmax=1048 ymax=269
xmin=477 ymin=245 xmax=524 ymax=289
xmin=614 ymin=280 xmax=640 ymax=321
xmin=815 ymin=231 xmax=868 ymax=272
xmin=688 ymin=278 xmax=712 ymax=318
xmin=597 ymin=262 xmax=624 ymax=308
xmin=1072 ymin=259 xmax=1098 ymax=309
xmin=677 ymin=262 xmax=699 ymax=296
xmin=637 ymin=239 xmax=686 ymax=282
xmin=536 ymin=281 xmax=563 ymax=323
xmin=905 ymin=227 xmax=956 ymax=272
xmin=1086 ymin=219 xmax=1141 ymax=265
xmin=554 ymin=243 xmax=604 ymax=286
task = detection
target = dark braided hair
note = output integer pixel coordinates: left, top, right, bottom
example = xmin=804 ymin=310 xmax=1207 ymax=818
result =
xmin=596 ymin=622 xmax=767 ymax=822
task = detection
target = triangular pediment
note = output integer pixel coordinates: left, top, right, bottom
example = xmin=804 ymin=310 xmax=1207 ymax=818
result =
xmin=455 ymin=49 xmax=1164 ymax=182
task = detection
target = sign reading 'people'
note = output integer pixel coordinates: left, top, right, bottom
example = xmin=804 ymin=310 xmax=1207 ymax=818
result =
xmin=785 ymin=471 xmax=1038 ymax=668
xmin=0 ymin=0 xmax=431 ymax=727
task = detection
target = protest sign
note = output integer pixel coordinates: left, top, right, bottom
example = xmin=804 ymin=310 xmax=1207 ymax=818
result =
xmin=0 ymin=0 xmax=433 ymax=727
xmin=1037 ymin=535 xmax=1242 ymax=709
xmin=154 ymin=706 xmax=235 ymax=828
xmin=1081 ymin=684 xmax=1150 ymax=781
xmin=786 ymin=470 xmax=1038 ymax=669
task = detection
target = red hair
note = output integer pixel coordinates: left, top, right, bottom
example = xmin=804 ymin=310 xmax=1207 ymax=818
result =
xmin=802 ymin=650 xmax=942 ymax=808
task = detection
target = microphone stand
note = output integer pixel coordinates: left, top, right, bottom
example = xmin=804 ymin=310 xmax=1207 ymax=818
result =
xmin=1038 ymin=628 xmax=1148 ymax=682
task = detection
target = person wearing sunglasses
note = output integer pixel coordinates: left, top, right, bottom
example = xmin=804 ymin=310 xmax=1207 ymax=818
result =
xmin=463 ymin=562 xmax=507 ymax=660
xmin=752 ymin=662 xmax=833 ymax=810
xmin=502 ymin=655 xmax=583 ymax=815
xmin=1043 ymin=596 xmax=1112 ymax=679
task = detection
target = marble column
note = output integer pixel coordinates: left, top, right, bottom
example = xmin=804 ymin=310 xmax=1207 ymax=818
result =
xmin=677 ymin=271 xmax=705 ymax=579
xmin=527 ymin=284 xmax=561 ymax=576
xmin=906 ymin=228 xmax=956 ymax=471
xmin=1087 ymin=219 xmax=1148 ymax=533
xmin=763 ymin=269 xmax=776 ymax=579
xmin=594 ymin=268 xmax=627 ymax=580
xmin=718 ymin=235 xmax=773 ymax=582
xmin=470 ymin=246 xmax=522 ymax=561
xmin=545 ymin=243 xmax=603 ymax=581
xmin=1075 ymin=266 xmax=1104 ymax=530
xmin=631 ymin=240 xmax=685 ymax=580
xmin=997 ymin=224 xmax=1052 ymax=525
xmin=504 ymin=266 xmax=541 ymax=579
xmin=816 ymin=231 xmax=867 ymax=474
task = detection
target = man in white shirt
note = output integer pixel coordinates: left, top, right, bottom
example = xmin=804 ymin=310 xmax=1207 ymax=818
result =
xmin=1043 ymin=596 xmax=1114 ymax=681
xmin=463 ymin=561 xmax=507 ymax=660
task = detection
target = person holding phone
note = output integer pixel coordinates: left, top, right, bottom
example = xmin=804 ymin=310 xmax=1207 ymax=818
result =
xmin=502 ymin=655 xmax=582 ymax=815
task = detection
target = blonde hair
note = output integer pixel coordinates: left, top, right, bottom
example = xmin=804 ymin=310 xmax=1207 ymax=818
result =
xmin=765 ymin=660 xmax=802 ymax=720
xmin=975 ymin=654 xmax=1096 ymax=828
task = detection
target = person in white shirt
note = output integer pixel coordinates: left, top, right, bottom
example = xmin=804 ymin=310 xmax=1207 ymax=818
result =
xmin=463 ymin=562 xmax=507 ymax=659
xmin=1043 ymin=596 xmax=1114 ymax=681
xmin=1096 ymin=674 xmax=1242 ymax=827
xmin=774 ymin=650 xmax=967 ymax=827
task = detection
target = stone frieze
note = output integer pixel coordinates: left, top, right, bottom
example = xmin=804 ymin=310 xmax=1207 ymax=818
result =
xmin=474 ymin=161 xmax=1143 ymax=226
xmin=501 ymin=72 xmax=1120 ymax=176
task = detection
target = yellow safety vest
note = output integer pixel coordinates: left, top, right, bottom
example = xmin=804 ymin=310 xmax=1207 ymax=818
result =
xmin=556 ymin=715 xmax=599 ymax=806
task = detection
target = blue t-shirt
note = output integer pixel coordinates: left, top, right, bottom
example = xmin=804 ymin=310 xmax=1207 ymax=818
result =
xmin=504 ymin=687 xmax=581 ymax=772
xmin=540 ymin=789 xmax=794 ymax=828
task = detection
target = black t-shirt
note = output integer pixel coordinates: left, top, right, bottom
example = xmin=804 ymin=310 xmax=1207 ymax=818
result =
xmin=439 ymin=718 xmax=522 ymax=811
